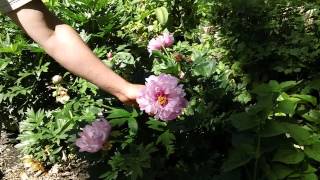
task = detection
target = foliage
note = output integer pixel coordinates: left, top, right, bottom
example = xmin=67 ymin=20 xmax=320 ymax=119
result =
xmin=15 ymin=97 xmax=104 ymax=164
xmin=1 ymin=0 xmax=320 ymax=179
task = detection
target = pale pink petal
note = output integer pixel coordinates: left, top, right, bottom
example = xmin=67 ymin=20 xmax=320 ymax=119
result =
xmin=75 ymin=118 xmax=111 ymax=153
xmin=137 ymin=74 xmax=187 ymax=121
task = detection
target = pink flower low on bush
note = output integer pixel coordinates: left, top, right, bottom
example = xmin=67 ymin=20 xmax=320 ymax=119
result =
xmin=162 ymin=32 xmax=174 ymax=47
xmin=137 ymin=74 xmax=188 ymax=121
xmin=147 ymin=32 xmax=174 ymax=54
xmin=147 ymin=38 xmax=164 ymax=53
xmin=75 ymin=118 xmax=111 ymax=153
xmin=107 ymin=52 xmax=113 ymax=60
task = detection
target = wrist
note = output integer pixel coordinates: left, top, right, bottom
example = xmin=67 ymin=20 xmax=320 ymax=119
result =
xmin=112 ymin=83 xmax=144 ymax=105
xmin=112 ymin=82 xmax=132 ymax=100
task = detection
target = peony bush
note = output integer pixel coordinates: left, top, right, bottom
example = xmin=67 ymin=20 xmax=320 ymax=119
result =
xmin=2 ymin=0 xmax=320 ymax=179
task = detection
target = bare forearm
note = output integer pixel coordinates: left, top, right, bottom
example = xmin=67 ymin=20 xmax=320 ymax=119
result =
xmin=43 ymin=24 xmax=130 ymax=97
xmin=7 ymin=0 xmax=130 ymax=98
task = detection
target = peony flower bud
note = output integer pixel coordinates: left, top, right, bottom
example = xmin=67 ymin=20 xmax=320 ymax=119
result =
xmin=52 ymin=75 xmax=62 ymax=84
xmin=202 ymin=26 xmax=214 ymax=34
xmin=162 ymin=32 xmax=174 ymax=47
xmin=173 ymin=52 xmax=184 ymax=62
xmin=178 ymin=71 xmax=186 ymax=79
xmin=107 ymin=52 xmax=113 ymax=60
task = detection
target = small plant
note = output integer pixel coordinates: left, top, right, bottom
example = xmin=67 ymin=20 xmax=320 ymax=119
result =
xmin=15 ymin=108 xmax=73 ymax=164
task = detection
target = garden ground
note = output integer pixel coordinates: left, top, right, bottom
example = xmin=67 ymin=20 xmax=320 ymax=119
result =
xmin=0 ymin=131 xmax=90 ymax=180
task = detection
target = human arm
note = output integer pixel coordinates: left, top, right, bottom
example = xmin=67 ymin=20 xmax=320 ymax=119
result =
xmin=6 ymin=0 xmax=143 ymax=104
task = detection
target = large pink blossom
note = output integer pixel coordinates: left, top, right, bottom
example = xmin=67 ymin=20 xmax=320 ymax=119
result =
xmin=137 ymin=74 xmax=188 ymax=121
xmin=147 ymin=32 xmax=174 ymax=54
xmin=75 ymin=118 xmax=111 ymax=153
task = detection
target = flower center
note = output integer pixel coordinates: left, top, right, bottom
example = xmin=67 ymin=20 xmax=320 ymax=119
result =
xmin=157 ymin=95 xmax=168 ymax=106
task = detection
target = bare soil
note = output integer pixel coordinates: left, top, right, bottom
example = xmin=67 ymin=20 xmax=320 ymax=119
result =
xmin=0 ymin=131 xmax=92 ymax=180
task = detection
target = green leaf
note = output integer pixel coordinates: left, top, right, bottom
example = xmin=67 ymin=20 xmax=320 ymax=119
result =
xmin=213 ymin=170 xmax=242 ymax=180
xmin=291 ymin=94 xmax=317 ymax=106
xmin=272 ymin=145 xmax=304 ymax=164
xmin=52 ymin=147 xmax=63 ymax=155
xmin=109 ymin=118 xmax=128 ymax=127
xmin=304 ymin=164 xmax=317 ymax=174
xmin=279 ymin=81 xmax=300 ymax=91
xmin=128 ymin=117 xmax=138 ymax=135
xmin=260 ymin=120 xmax=286 ymax=137
xmin=157 ymin=130 xmax=175 ymax=156
xmin=131 ymin=109 xmax=138 ymax=118
xmin=231 ymin=134 xmax=255 ymax=151
xmin=276 ymin=99 xmax=299 ymax=115
xmin=305 ymin=143 xmax=320 ymax=162
xmin=146 ymin=118 xmax=166 ymax=131
xmin=112 ymin=52 xmax=135 ymax=68
xmin=152 ymin=52 xmax=180 ymax=75
xmin=284 ymin=123 xmax=315 ymax=145
xmin=193 ymin=61 xmax=216 ymax=77
xmin=155 ymin=7 xmax=168 ymax=25
xmin=54 ymin=118 xmax=73 ymax=137
xmin=252 ymin=80 xmax=281 ymax=95
xmin=15 ymin=139 xmax=37 ymax=149
xmin=234 ymin=91 xmax=252 ymax=104
xmin=301 ymin=174 xmax=318 ymax=180
xmin=290 ymin=171 xmax=319 ymax=180
xmin=230 ymin=113 xmax=260 ymax=131
xmin=270 ymin=163 xmax=294 ymax=179
xmin=302 ymin=110 xmax=320 ymax=124
xmin=99 ymin=171 xmax=118 ymax=180
xmin=107 ymin=108 xmax=131 ymax=119
xmin=222 ymin=148 xmax=253 ymax=172
xmin=302 ymin=79 xmax=320 ymax=94
xmin=191 ymin=51 xmax=216 ymax=77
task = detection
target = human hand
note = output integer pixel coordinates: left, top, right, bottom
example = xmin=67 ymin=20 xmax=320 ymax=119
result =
xmin=115 ymin=83 xmax=145 ymax=106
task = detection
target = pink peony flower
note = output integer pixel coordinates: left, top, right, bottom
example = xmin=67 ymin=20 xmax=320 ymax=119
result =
xmin=162 ymin=32 xmax=174 ymax=47
xmin=107 ymin=52 xmax=113 ymax=60
xmin=75 ymin=118 xmax=111 ymax=153
xmin=147 ymin=37 xmax=164 ymax=54
xmin=147 ymin=32 xmax=174 ymax=54
xmin=137 ymin=74 xmax=188 ymax=121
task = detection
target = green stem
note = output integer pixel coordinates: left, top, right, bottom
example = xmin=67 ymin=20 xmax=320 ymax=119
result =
xmin=162 ymin=46 xmax=171 ymax=57
xmin=0 ymin=113 xmax=2 ymax=139
xmin=92 ymin=0 xmax=99 ymax=12
xmin=253 ymin=128 xmax=261 ymax=180
xmin=245 ymin=165 xmax=253 ymax=180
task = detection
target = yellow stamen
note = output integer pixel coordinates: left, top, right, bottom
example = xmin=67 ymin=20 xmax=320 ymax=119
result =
xmin=157 ymin=95 xmax=168 ymax=106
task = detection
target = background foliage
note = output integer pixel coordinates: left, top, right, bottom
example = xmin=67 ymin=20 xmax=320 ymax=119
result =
xmin=1 ymin=0 xmax=320 ymax=179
